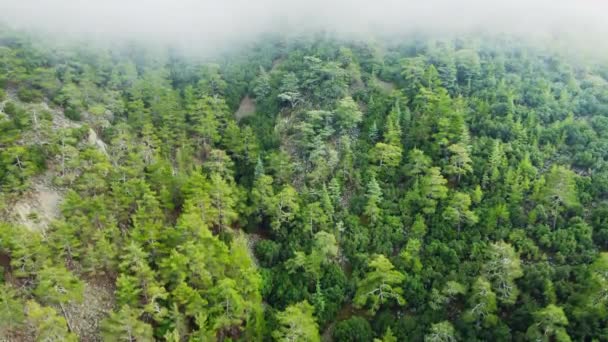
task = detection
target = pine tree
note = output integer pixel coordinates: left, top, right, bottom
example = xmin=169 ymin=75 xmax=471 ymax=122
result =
xmin=335 ymin=96 xmax=363 ymax=132
xmin=384 ymin=101 xmax=402 ymax=146
xmin=272 ymin=301 xmax=320 ymax=342
xmin=26 ymin=301 xmax=77 ymax=342
xmin=526 ymin=305 xmax=571 ymax=342
xmin=424 ymin=321 xmax=457 ymax=342
xmin=205 ymin=173 xmax=238 ymax=232
xmin=445 ymin=143 xmax=473 ymax=183
xmin=483 ymin=242 xmax=523 ymax=304
xmin=364 ymin=175 xmax=383 ymax=224
xmin=0 ymin=285 xmax=24 ymax=338
xmin=463 ymin=277 xmax=498 ymax=327
xmin=269 ymin=186 xmax=300 ymax=233
xmin=538 ymin=165 xmax=579 ymax=229
xmin=101 ymin=305 xmax=154 ymax=342
xmin=443 ymin=192 xmax=478 ymax=233
xmin=369 ymin=121 xmax=379 ymax=142
xmin=354 ymin=255 xmax=406 ymax=313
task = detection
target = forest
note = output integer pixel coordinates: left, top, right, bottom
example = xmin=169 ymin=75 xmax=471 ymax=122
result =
xmin=1 ymin=26 xmax=608 ymax=341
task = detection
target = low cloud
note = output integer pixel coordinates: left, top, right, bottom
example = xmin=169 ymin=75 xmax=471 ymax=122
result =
xmin=1 ymin=0 xmax=607 ymax=52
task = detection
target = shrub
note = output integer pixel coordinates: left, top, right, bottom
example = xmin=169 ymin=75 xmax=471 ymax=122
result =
xmin=333 ymin=316 xmax=373 ymax=342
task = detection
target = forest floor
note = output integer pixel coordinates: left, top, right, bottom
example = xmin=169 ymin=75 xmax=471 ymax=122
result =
xmin=66 ymin=278 xmax=115 ymax=342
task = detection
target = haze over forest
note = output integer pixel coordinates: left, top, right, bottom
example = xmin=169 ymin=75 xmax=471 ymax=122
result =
xmin=1 ymin=0 xmax=608 ymax=53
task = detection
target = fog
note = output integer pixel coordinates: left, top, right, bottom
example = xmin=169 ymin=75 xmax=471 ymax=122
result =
xmin=1 ymin=0 xmax=607 ymax=53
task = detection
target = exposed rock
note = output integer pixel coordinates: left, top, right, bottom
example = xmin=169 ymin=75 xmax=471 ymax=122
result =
xmin=87 ymin=128 xmax=108 ymax=155
xmin=12 ymin=182 xmax=62 ymax=233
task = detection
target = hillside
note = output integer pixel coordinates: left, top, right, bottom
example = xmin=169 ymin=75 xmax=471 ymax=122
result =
xmin=1 ymin=29 xmax=608 ymax=341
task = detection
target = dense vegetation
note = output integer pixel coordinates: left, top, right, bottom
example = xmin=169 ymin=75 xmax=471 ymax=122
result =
xmin=1 ymin=27 xmax=608 ymax=341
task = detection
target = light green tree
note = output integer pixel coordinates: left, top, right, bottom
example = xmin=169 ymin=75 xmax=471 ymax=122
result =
xmin=526 ymin=305 xmax=571 ymax=342
xmin=287 ymin=231 xmax=338 ymax=280
xmin=419 ymin=167 xmax=449 ymax=214
xmin=34 ymin=265 xmax=84 ymax=307
xmin=364 ymin=175 xmax=383 ymax=224
xmin=445 ymin=143 xmax=473 ymax=183
xmin=269 ymin=186 xmax=300 ymax=232
xmin=371 ymin=143 xmax=403 ymax=169
xmin=425 ymin=321 xmax=457 ymax=342
xmin=443 ymin=192 xmax=478 ymax=233
xmin=538 ymin=165 xmax=579 ymax=229
xmin=463 ymin=277 xmax=498 ymax=327
xmin=375 ymin=327 xmax=398 ymax=342
xmin=101 ymin=305 xmax=154 ymax=342
xmin=354 ymin=255 xmax=406 ymax=313
xmin=272 ymin=301 xmax=320 ymax=342
xmin=205 ymin=172 xmax=238 ymax=232
xmin=0 ymin=285 xmax=24 ymax=338
xmin=483 ymin=241 xmax=523 ymax=304
xmin=335 ymin=96 xmax=363 ymax=132
xmin=26 ymin=301 xmax=77 ymax=342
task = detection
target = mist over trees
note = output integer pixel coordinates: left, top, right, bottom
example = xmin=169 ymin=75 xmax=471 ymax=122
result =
xmin=1 ymin=0 xmax=608 ymax=57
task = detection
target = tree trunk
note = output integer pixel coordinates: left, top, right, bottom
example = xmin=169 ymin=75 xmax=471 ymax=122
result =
xmin=60 ymin=302 xmax=74 ymax=333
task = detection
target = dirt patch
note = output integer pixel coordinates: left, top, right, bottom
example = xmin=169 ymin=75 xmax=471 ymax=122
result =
xmin=235 ymin=95 xmax=256 ymax=120
xmin=11 ymin=182 xmax=62 ymax=233
xmin=65 ymin=279 xmax=115 ymax=342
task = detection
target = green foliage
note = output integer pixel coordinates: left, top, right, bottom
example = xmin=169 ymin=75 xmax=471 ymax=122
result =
xmin=483 ymin=242 xmax=523 ymax=304
xmin=1 ymin=29 xmax=608 ymax=341
xmin=101 ymin=305 xmax=154 ymax=342
xmin=445 ymin=143 xmax=473 ymax=182
xmin=463 ymin=277 xmax=498 ymax=327
xmin=377 ymin=327 xmax=397 ymax=342
xmin=335 ymin=96 xmax=363 ymax=132
xmin=354 ymin=255 xmax=405 ymax=313
xmin=443 ymin=192 xmax=478 ymax=233
xmin=34 ymin=265 xmax=84 ymax=305
xmin=537 ymin=165 xmax=580 ymax=228
xmin=364 ymin=175 xmax=383 ymax=224
xmin=26 ymin=301 xmax=77 ymax=342
xmin=425 ymin=321 xmax=457 ymax=342
xmin=526 ymin=305 xmax=571 ymax=342
xmin=0 ymin=285 xmax=24 ymax=338
xmin=272 ymin=301 xmax=320 ymax=342
xmin=286 ymin=231 xmax=338 ymax=280
xmin=333 ymin=316 xmax=373 ymax=342
xmin=371 ymin=142 xmax=402 ymax=169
